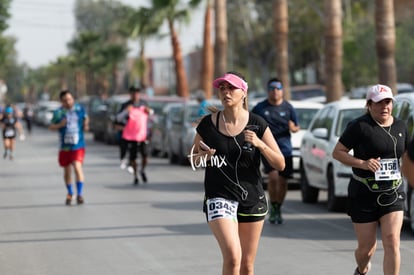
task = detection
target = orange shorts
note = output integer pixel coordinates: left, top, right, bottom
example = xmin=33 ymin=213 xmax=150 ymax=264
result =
xmin=58 ymin=148 xmax=85 ymax=167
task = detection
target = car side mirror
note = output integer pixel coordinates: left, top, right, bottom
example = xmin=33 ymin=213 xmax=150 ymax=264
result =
xmin=312 ymin=128 xmax=328 ymax=139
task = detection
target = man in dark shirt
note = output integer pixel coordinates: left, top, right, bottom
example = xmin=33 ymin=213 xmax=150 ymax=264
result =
xmin=252 ymin=78 xmax=300 ymax=224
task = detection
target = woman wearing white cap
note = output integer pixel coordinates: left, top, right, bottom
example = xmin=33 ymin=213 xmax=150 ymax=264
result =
xmin=333 ymin=84 xmax=409 ymax=275
xmin=191 ymin=71 xmax=284 ymax=275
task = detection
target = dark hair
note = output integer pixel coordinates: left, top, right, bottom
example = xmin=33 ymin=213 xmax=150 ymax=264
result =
xmin=226 ymin=71 xmax=246 ymax=81
xmin=59 ymin=89 xmax=72 ymax=100
xmin=267 ymin=77 xmax=282 ymax=86
xmin=129 ymin=85 xmax=141 ymax=93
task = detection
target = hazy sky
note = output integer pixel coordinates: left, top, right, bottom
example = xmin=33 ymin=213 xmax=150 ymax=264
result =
xmin=6 ymin=0 xmax=204 ymax=68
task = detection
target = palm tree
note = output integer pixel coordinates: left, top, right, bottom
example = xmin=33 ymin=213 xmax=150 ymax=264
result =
xmin=150 ymin=0 xmax=193 ymax=98
xmin=67 ymin=32 xmax=102 ymax=95
xmin=214 ymin=0 xmax=227 ymax=78
xmin=200 ymin=0 xmax=214 ymax=99
xmin=324 ymin=0 xmax=343 ymax=102
xmin=121 ymin=6 xmax=163 ymax=88
xmin=375 ymin=0 xmax=397 ymax=93
xmin=273 ymin=0 xmax=290 ymax=99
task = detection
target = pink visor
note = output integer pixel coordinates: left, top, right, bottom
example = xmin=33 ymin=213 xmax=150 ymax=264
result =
xmin=212 ymin=73 xmax=248 ymax=92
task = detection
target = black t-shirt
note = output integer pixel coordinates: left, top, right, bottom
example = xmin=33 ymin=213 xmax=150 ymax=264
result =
xmin=339 ymin=113 xmax=409 ymax=178
xmin=196 ymin=112 xmax=268 ymax=203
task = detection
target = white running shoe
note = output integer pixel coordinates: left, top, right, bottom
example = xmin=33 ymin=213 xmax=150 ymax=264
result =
xmin=120 ymin=160 xmax=128 ymax=170
xmin=127 ymin=166 xmax=134 ymax=174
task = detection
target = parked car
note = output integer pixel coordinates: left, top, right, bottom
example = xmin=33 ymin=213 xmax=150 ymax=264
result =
xmin=78 ymin=96 xmax=108 ymax=140
xmin=300 ymin=99 xmax=366 ymax=211
xmin=33 ymin=101 xmax=61 ymax=126
xmin=290 ymin=100 xmax=324 ymax=183
xmin=393 ymin=93 xmax=414 ymax=232
xmin=150 ymin=102 xmax=184 ymax=157
xmin=90 ymin=94 xmax=185 ymax=145
xmin=166 ymin=99 xmax=222 ymax=164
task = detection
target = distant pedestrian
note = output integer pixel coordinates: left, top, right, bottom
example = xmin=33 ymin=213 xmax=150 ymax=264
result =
xmin=49 ymin=90 xmax=89 ymax=205
xmin=195 ymin=90 xmax=209 ymax=117
xmin=1 ymin=105 xmax=25 ymax=160
xmin=23 ymin=103 xmax=34 ymax=135
xmin=116 ymin=86 xmax=152 ymax=185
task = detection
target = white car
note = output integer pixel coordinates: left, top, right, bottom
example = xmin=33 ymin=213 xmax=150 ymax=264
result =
xmin=393 ymin=93 xmax=414 ymax=232
xmin=290 ymin=100 xmax=324 ymax=182
xmin=300 ymin=99 xmax=366 ymax=211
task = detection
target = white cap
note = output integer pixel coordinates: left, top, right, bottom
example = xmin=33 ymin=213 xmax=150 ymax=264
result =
xmin=366 ymin=84 xmax=394 ymax=103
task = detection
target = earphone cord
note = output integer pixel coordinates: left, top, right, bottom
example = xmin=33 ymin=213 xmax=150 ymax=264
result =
xmin=220 ymin=113 xmax=248 ymax=200
xmin=374 ymin=120 xmax=401 ymax=206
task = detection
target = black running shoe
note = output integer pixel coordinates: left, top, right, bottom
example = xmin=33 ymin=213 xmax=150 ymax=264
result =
xmin=134 ymin=177 xmax=139 ymax=185
xmin=77 ymin=195 xmax=84 ymax=205
xmin=141 ymin=171 xmax=147 ymax=183
xmin=65 ymin=194 xmax=73 ymax=205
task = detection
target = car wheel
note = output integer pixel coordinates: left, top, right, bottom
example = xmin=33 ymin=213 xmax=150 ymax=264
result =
xmin=300 ymin=161 xmax=319 ymax=203
xmin=327 ymin=165 xmax=347 ymax=212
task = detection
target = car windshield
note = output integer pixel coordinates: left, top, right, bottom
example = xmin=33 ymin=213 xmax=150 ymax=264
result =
xmin=148 ymin=101 xmax=168 ymax=115
xmin=295 ymin=108 xmax=320 ymax=129
xmin=335 ymin=108 xmax=365 ymax=136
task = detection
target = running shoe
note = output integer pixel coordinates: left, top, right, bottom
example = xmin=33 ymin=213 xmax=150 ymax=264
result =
xmin=77 ymin=195 xmax=84 ymax=205
xmin=65 ymin=194 xmax=73 ymax=205
xmin=127 ymin=166 xmax=134 ymax=174
xmin=134 ymin=177 xmax=139 ymax=185
xmin=141 ymin=171 xmax=147 ymax=183
xmin=120 ymin=159 xmax=128 ymax=170
xmin=269 ymin=204 xmax=283 ymax=224
xmin=275 ymin=207 xmax=284 ymax=224
xmin=353 ymin=261 xmax=371 ymax=275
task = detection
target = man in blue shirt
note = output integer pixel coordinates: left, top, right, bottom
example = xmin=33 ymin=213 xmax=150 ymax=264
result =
xmin=49 ymin=90 xmax=89 ymax=205
xmin=252 ymin=78 xmax=300 ymax=224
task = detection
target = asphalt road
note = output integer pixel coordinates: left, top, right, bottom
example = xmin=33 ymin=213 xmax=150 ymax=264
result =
xmin=1 ymin=126 xmax=414 ymax=275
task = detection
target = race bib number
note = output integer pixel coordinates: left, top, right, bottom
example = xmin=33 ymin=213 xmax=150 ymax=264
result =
xmin=375 ymin=158 xmax=401 ymax=181
xmin=64 ymin=130 xmax=79 ymax=145
xmin=4 ymin=128 xmax=15 ymax=137
xmin=206 ymin=197 xmax=238 ymax=222
xmin=64 ymin=111 xmax=80 ymax=145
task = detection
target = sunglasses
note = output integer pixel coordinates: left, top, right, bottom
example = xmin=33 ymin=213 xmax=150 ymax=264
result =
xmin=268 ymin=82 xmax=283 ymax=91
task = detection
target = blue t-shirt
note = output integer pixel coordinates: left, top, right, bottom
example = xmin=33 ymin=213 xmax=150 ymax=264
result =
xmin=51 ymin=103 xmax=88 ymax=151
xmin=252 ymin=99 xmax=298 ymax=156
xmin=198 ymin=100 xmax=209 ymax=117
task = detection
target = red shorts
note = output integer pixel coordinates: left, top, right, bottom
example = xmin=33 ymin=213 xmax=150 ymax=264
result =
xmin=58 ymin=148 xmax=85 ymax=167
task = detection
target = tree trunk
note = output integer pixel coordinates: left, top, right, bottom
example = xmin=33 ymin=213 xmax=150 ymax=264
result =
xmin=273 ymin=0 xmax=290 ymax=99
xmin=376 ymin=0 xmax=397 ymax=93
xmin=214 ymin=0 xmax=227 ymax=78
xmin=168 ymin=19 xmax=189 ymax=98
xmin=201 ymin=0 xmax=214 ymax=99
xmin=324 ymin=0 xmax=343 ymax=102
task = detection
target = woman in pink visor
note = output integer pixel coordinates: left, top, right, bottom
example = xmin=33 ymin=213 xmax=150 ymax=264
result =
xmin=191 ymin=71 xmax=285 ymax=274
